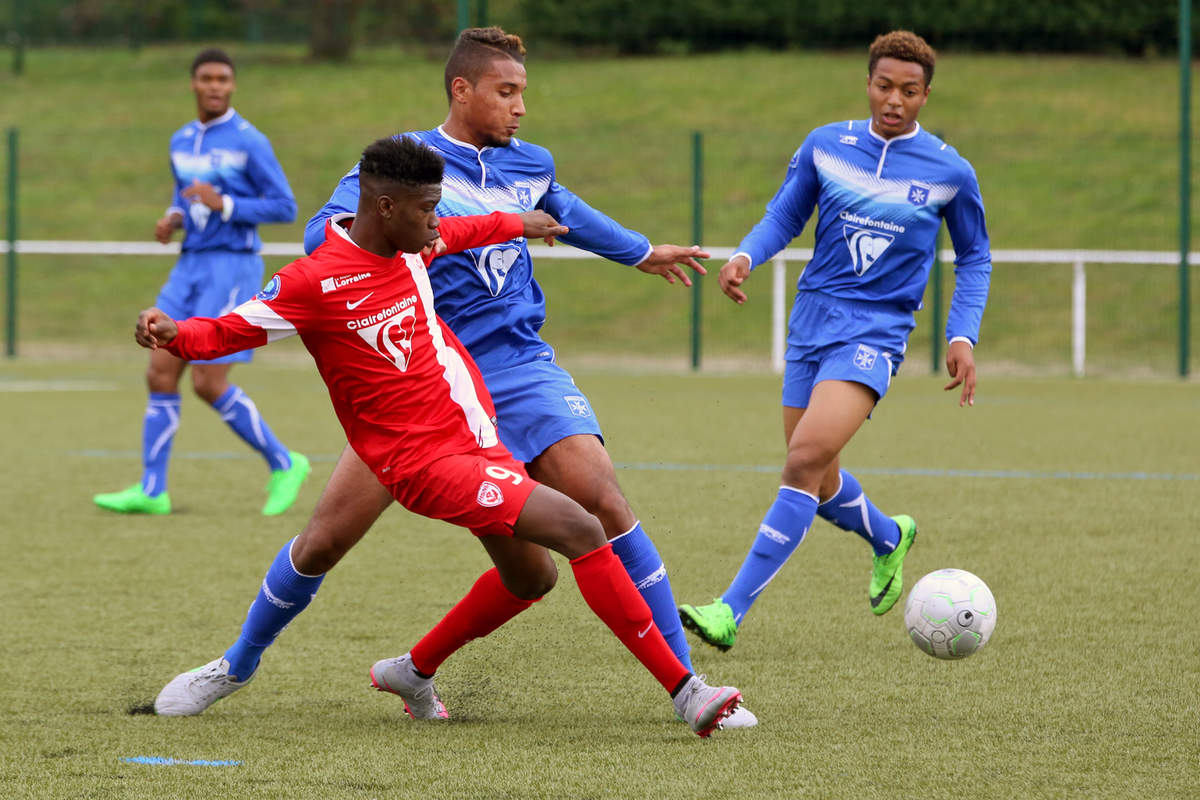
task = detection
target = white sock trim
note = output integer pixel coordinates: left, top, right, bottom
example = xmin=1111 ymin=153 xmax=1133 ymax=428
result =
xmin=778 ymin=485 xmax=819 ymax=504
xmin=609 ymin=520 xmax=642 ymax=543
xmin=286 ymin=536 xmax=325 ymax=579
xmin=817 ymin=472 xmax=844 ymax=506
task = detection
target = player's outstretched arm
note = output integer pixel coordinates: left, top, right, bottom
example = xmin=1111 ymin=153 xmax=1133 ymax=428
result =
xmin=634 ymin=245 xmax=710 ymax=287
xmin=518 ymin=210 xmax=569 ymax=245
xmin=944 ymin=340 xmax=977 ymax=407
xmin=135 ymin=308 xmax=179 ymax=350
xmin=717 ymin=255 xmax=752 ymax=304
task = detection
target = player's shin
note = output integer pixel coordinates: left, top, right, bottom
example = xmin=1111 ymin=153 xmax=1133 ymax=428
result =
xmin=409 ymin=567 xmax=538 ymax=675
xmin=570 ymin=543 xmax=690 ymax=693
xmin=141 ymin=392 xmax=181 ymax=496
xmin=213 ymin=385 xmax=293 ymax=471
xmin=223 ymin=537 xmax=325 ymax=680
xmin=722 ymin=486 xmax=818 ymax=622
xmin=610 ymin=522 xmax=694 ymax=671
xmin=816 ymin=469 xmax=900 ymax=555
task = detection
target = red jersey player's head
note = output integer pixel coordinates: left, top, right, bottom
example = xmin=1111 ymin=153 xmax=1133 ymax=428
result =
xmin=866 ymin=30 xmax=934 ymax=140
xmin=442 ymin=26 xmax=528 ymax=149
xmin=352 ymin=137 xmax=446 ymax=257
xmin=190 ymin=48 xmax=236 ymax=124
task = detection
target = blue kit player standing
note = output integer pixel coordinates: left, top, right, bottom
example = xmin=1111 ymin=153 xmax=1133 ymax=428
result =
xmin=94 ymin=48 xmax=310 ymax=516
xmin=300 ymin=28 xmax=756 ymax=727
xmin=680 ymin=31 xmax=992 ymax=650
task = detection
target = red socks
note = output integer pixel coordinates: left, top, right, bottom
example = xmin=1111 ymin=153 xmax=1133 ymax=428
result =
xmin=570 ymin=543 xmax=690 ymax=693
xmin=410 ymin=567 xmax=537 ymax=674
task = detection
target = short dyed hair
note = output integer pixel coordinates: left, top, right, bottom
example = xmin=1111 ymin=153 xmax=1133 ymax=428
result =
xmin=443 ymin=26 xmax=527 ymax=102
xmin=191 ymin=48 xmax=235 ymax=76
xmin=868 ymin=31 xmax=935 ymax=86
xmin=359 ymin=136 xmax=445 ymax=190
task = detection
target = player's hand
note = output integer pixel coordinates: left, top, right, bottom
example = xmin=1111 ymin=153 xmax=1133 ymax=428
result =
xmin=635 ymin=244 xmax=708 ymax=287
xmin=944 ymin=340 xmax=977 ymax=407
xmin=421 ymin=237 xmax=447 ymax=258
xmin=154 ymin=212 xmax=183 ymax=244
xmin=135 ymin=308 xmax=179 ymax=349
xmin=718 ymin=255 xmax=752 ymax=304
xmin=181 ymin=179 xmax=224 ymax=211
xmin=518 ymin=211 xmax=569 ymax=245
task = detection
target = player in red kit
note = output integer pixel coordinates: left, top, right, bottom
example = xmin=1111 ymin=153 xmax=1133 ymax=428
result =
xmin=146 ymin=135 xmax=743 ymax=737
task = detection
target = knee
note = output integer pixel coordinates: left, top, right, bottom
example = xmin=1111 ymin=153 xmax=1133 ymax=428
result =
xmin=575 ymin=480 xmax=633 ymax=535
xmin=191 ymin=374 xmax=226 ymax=406
xmin=503 ymin=558 xmax=558 ymax=600
xmin=145 ymin=363 xmax=177 ymax=394
xmin=781 ymin=442 xmax=833 ymax=491
xmin=290 ymin=526 xmax=349 ymax=575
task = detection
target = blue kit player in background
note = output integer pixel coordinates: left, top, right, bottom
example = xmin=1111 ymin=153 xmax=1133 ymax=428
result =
xmin=680 ymin=31 xmax=992 ymax=650
xmin=94 ymin=48 xmax=311 ymax=517
xmin=301 ymin=27 xmax=756 ymax=727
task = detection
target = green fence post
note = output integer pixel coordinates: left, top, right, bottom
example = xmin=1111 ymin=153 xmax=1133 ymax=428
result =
xmin=6 ymin=127 xmax=17 ymax=358
xmin=475 ymin=0 xmax=488 ymax=27
xmin=457 ymin=0 xmax=470 ymax=33
xmin=1179 ymin=0 xmax=1193 ymax=378
xmin=691 ymin=131 xmax=703 ymax=371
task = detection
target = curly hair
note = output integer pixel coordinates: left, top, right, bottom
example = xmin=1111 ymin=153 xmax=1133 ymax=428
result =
xmin=191 ymin=47 xmax=234 ymax=76
xmin=359 ymin=135 xmax=444 ymax=189
xmin=443 ymin=26 xmax=527 ymax=102
xmin=868 ymin=31 xmax=936 ymax=86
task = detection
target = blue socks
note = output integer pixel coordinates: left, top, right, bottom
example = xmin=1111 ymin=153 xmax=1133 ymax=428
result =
xmin=140 ymin=392 xmax=181 ymax=497
xmin=214 ymin=385 xmax=292 ymax=471
xmin=223 ymin=538 xmax=325 ymax=680
xmin=816 ymin=470 xmax=900 ymax=556
xmin=610 ymin=522 xmax=693 ymax=672
xmin=722 ymin=486 xmax=818 ymax=624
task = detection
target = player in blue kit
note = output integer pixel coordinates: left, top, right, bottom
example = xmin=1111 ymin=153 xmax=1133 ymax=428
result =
xmin=680 ymin=30 xmax=993 ymax=650
xmin=300 ymin=28 xmax=755 ymax=727
xmin=94 ymin=48 xmax=310 ymax=516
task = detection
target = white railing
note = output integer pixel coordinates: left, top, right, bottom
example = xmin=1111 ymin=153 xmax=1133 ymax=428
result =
xmin=2 ymin=241 xmax=1196 ymax=376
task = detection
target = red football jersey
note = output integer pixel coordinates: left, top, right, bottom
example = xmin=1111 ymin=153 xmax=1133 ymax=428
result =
xmin=166 ymin=211 xmax=525 ymax=482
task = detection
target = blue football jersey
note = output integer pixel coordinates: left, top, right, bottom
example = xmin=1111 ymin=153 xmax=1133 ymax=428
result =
xmin=167 ymin=108 xmax=297 ymax=252
xmin=736 ymin=120 xmax=992 ymax=344
xmin=305 ymin=127 xmax=652 ymax=373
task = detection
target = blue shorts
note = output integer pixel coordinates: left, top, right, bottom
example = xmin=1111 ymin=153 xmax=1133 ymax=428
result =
xmin=155 ymin=250 xmax=265 ymax=365
xmin=781 ymin=292 xmax=915 ymax=409
xmin=483 ymin=359 xmax=604 ymax=464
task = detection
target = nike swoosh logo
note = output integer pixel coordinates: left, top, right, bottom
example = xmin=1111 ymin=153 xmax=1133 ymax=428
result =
xmin=637 ymin=622 xmax=654 ymax=638
xmin=869 ymin=575 xmax=895 ymax=607
xmin=346 ymin=292 xmax=373 ymax=310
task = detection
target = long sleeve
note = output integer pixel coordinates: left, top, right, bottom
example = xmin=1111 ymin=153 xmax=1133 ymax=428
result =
xmin=433 ymin=212 xmax=525 ymax=259
xmin=167 ymin=267 xmax=304 ymax=360
xmin=539 ymin=179 xmax=652 ymax=266
xmin=166 ymin=313 xmax=272 ymax=361
xmin=227 ymin=132 xmax=298 ymax=225
xmin=942 ymin=167 xmax=992 ymax=345
xmin=305 ymin=168 xmax=359 ymax=254
xmin=735 ymin=139 xmax=819 ymax=270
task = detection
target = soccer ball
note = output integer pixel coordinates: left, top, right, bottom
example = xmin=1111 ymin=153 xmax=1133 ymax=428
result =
xmin=904 ymin=568 xmax=996 ymax=660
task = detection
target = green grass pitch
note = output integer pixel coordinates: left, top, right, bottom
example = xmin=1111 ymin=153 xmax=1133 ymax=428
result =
xmin=1 ymin=355 xmax=1195 ymax=798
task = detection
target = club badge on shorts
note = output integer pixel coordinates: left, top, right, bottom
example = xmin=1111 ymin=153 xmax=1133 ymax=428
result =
xmin=476 ymin=481 xmax=504 ymax=507
xmin=853 ymin=344 xmax=878 ymax=371
xmin=564 ymin=394 xmax=591 ymax=418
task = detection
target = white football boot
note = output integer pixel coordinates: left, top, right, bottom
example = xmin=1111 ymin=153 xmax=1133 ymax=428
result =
xmin=154 ymin=657 xmax=253 ymax=716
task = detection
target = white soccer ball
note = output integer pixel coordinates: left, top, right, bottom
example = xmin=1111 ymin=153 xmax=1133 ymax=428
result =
xmin=904 ymin=568 xmax=996 ymax=660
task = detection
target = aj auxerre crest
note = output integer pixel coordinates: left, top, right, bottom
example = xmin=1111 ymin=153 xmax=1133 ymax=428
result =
xmin=564 ymin=394 xmax=592 ymax=418
xmin=853 ymin=344 xmax=879 ymax=370
xmin=513 ymin=184 xmax=533 ymax=209
xmin=842 ymin=225 xmax=895 ymax=276
xmin=907 ymin=182 xmax=931 ymax=206
xmin=475 ymin=244 xmax=520 ymax=296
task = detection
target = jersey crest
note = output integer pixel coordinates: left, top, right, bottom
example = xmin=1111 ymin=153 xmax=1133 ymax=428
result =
xmin=476 ymin=244 xmax=520 ymax=296
xmin=355 ymin=305 xmax=419 ymax=372
xmin=842 ymin=225 xmax=895 ymax=276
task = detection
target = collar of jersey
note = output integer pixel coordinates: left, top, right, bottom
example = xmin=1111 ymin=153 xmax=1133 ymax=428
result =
xmin=194 ymin=107 xmax=236 ymax=132
xmin=326 ymin=214 xmax=402 ymax=266
xmin=435 ymin=125 xmax=507 ymax=155
xmin=867 ymin=118 xmax=921 ymax=145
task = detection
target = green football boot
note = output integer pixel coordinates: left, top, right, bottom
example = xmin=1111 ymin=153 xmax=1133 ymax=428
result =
xmin=678 ymin=598 xmax=738 ymax=651
xmin=869 ymin=514 xmax=917 ymax=615
xmin=93 ymin=484 xmax=171 ymax=515
xmin=262 ymin=451 xmax=311 ymax=516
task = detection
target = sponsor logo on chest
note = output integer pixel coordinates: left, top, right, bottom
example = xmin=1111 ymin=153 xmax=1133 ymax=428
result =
xmin=349 ymin=294 xmax=421 ymax=372
xmin=321 ymin=272 xmax=373 ymax=293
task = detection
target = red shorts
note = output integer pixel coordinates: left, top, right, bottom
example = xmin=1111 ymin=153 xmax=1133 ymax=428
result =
xmin=385 ymin=443 xmax=538 ymax=537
